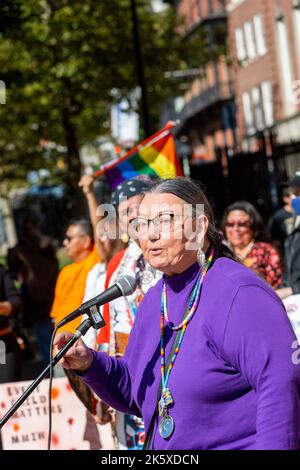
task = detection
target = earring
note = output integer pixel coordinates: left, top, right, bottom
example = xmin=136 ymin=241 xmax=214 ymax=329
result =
xmin=197 ymin=248 xmax=206 ymax=268
xmin=121 ymin=232 xmax=129 ymax=244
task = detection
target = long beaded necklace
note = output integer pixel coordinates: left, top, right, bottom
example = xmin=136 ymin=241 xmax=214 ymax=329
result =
xmin=158 ymin=249 xmax=214 ymax=440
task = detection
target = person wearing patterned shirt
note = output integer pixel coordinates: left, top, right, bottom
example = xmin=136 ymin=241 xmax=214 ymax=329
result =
xmin=221 ymin=201 xmax=283 ymax=289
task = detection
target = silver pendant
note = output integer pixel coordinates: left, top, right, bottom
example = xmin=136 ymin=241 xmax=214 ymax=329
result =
xmin=159 ymin=414 xmax=175 ymax=439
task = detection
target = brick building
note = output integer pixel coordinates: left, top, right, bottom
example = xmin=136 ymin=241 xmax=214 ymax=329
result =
xmin=162 ymin=0 xmax=237 ymax=162
xmin=228 ymin=0 xmax=300 ymax=152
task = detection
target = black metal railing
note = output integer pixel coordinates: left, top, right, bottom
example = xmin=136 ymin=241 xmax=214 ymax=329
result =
xmin=179 ymin=81 xmax=234 ymax=120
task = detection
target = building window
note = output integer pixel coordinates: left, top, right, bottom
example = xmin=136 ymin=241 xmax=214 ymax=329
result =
xmin=276 ymin=16 xmax=297 ymax=117
xmin=188 ymin=0 xmax=194 ymax=29
xmin=235 ymin=28 xmax=247 ymax=61
xmin=293 ymin=3 xmax=300 ymax=76
xmin=242 ymin=92 xmax=255 ymax=134
xmin=243 ymin=83 xmax=274 ymax=134
xmin=244 ymin=21 xmax=257 ymax=59
xmin=253 ymin=15 xmax=267 ymax=56
xmin=251 ymin=86 xmax=264 ymax=130
xmin=261 ymin=81 xmax=274 ymax=127
xmin=197 ymin=0 xmax=202 ymax=18
xmin=235 ymin=16 xmax=266 ymax=66
xmin=227 ymin=0 xmax=245 ymax=11
xmin=207 ymin=0 xmax=213 ymax=14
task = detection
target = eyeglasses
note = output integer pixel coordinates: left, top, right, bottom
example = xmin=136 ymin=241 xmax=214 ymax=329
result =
xmin=64 ymin=234 xmax=84 ymax=243
xmin=129 ymin=213 xmax=182 ymax=235
xmin=225 ymin=221 xmax=252 ymax=229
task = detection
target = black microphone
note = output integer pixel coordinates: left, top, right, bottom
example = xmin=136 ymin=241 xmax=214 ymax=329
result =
xmin=56 ymin=275 xmax=137 ymax=329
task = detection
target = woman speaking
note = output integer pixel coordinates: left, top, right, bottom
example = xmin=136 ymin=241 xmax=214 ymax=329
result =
xmin=54 ymin=178 xmax=300 ymax=450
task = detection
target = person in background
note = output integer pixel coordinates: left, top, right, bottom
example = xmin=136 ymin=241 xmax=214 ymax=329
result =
xmin=50 ymin=218 xmax=100 ymax=334
xmin=276 ymin=172 xmax=300 ymax=300
xmin=7 ymin=217 xmax=58 ymax=367
xmin=78 ymin=175 xmax=124 ymax=350
xmin=221 ymin=201 xmax=283 ymax=289
xmin=0 ymin=264 xmax=23 ymax=383
xmin=49 ymin=214 xmax=111 ymax=449
xmin=268 ymin=185 xmax=294 ymax=253
xmin=66 ymin=175 xmax=125 ymax=445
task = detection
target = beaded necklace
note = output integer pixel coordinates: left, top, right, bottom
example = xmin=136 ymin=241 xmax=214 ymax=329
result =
xmin=158 ymin=249 xmax=214 ymax=440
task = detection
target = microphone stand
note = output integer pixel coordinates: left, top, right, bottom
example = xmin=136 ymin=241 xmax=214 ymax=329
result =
xmin=0 ymin=313 xmax=103 ymax=429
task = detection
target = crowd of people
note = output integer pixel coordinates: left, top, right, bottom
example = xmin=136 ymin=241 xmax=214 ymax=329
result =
xmin=1 ymin=171 xmax=300 ymax=449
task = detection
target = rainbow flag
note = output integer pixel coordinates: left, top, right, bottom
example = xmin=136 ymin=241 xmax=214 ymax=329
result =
xmin=94 ymin=122 xmax=183 ymax=189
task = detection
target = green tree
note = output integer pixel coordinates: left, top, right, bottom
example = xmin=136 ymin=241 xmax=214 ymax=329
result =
xmin=0 ymin=0 xmax=207 ymax=209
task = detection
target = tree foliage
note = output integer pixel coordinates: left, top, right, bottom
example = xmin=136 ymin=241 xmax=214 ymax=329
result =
xmin=0 ymin=0 xmax=207 ymax=194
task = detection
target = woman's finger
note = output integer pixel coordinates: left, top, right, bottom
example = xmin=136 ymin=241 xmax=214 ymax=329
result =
xmin=53 ymin=331 xmax=74 ymax=349
xmin=58 ymin=357 xmax=72 ymax=369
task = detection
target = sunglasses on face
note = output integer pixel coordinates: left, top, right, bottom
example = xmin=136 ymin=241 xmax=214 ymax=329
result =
xmin=225 ymin=221 xmax=252 ymax=229
xmin=64 ymin=234 xmax=84 ymax=242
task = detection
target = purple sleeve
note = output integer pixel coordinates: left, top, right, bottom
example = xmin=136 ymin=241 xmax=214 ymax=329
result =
xmin=223 ymin=284 xmax=300 ymax=450
xmin=77 ymin=349 xmax=141 ymax=416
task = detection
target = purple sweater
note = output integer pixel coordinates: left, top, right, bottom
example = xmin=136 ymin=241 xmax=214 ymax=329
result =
xmin=79 ymin=258 xmax=300 ymax=449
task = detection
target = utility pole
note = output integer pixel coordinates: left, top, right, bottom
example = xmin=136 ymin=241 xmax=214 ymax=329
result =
xmin=130 ymin=0 xmax=151 ymax=137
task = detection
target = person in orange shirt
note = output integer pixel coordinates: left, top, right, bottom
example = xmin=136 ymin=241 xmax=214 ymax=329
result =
xmin=50 ymin=218 xmax=100 ymax=333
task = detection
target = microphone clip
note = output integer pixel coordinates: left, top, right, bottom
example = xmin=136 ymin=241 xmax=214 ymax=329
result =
xmin=85 ymin=304 xmax=106 ymax=330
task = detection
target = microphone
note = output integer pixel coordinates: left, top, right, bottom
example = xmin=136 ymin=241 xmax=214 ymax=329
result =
xmin=56 ymin=275 xmax=137 ymax=329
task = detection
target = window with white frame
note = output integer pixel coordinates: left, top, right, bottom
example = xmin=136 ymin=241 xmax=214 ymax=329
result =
xmin=235 ymin=28 xmax=247 ymax=61
xmin=236 ymin=16 xmax=267 ymax=65
xmin=242 ymin=83 xmax=274 ymax=135
xmin=251 ymin=86 xmax=264 ymax=130
xmin=253 ymin=15 xmax=267 ymax=56
xmin=293 ymin=6 xmax=300 ymax=77
xmin=277 ymin=16 xmax=297 ymax=117
xmin=244 ymin=21 xmax=257 ymax=59
xmin=261 ymin=81 xmax=274 ymax=127
xmin=242 ymin=92 xmax=255 ymax=134
xmin=227 ymin=0 xmax=245 ymax=12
